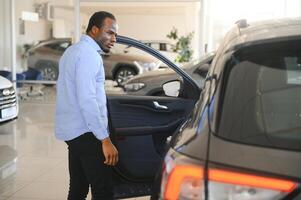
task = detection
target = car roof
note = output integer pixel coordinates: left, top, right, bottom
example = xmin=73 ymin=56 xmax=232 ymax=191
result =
xmin=223 ymin=17 xmax=301 ymax=52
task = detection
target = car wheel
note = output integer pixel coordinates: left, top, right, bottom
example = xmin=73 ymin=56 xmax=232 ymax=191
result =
xmin=36 ymin=61 xmax=58 ymax=82
xmin=115 ymin=67 xmax=137 ymax=85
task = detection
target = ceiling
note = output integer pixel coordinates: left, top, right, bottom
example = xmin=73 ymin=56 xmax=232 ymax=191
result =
xmin=80 ymin=2 xmax=197 ymax=15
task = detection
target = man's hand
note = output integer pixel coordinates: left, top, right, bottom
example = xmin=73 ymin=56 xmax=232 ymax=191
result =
xmin=101 ymin=137 xmax=119 ymax=166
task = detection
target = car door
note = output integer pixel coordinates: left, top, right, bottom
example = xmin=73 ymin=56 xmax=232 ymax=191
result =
xmin=109 ymin=36 xmax=201 ymax=198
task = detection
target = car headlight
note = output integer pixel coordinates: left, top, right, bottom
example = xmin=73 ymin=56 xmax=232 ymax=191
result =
xmin=133 ymin=61 xmax=161 ymax=73
xmin=123 ymin=83 xmax=146 ymax=92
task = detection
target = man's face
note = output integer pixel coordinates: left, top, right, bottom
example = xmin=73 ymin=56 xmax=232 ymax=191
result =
xmin=91 ymin=17 xmax=118 ymax=53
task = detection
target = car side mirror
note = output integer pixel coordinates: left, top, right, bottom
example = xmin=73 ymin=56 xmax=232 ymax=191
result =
xmin=162 ymin=80 xmax=181 ymax=97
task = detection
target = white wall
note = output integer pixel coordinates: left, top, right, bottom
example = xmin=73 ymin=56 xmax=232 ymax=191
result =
xmin=2 ymin=0 xmax=201 ymax=71
xmin=0 ymin=0 xmax=12 ymax=70
xmin=13 ymin=0 xmax=51 ymax=70
xmin=53 ymin=6 xmax=89 ymax=39
xmin=7 ymin=0 xmax=301 ymax=71
xmin=113 ymin=14 xmax=186 ymax=40
xmin=13 ymin=0 xmax=75 ymax=70
xmin=80 ymin=2 xmax=201 ymax=58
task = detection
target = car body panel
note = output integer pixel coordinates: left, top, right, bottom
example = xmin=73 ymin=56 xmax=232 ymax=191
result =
xmin=156 ymin=18 xmax=301 ymax=199
xmin=0 ymin=76 xmax=13 ymax=89
xmin=102 ymin=36 xmax=200 ymax=198
xmin=209 ymin=134 xmax=301 ymax=180
xmin=109 ymin=95 xmax=195 ymax=180
xmin=0 ymin=76 xmax=18 ymax=123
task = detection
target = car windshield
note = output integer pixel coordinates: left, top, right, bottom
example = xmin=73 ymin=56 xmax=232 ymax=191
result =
xmin=218 ymin=39 xmax=301 ymax=151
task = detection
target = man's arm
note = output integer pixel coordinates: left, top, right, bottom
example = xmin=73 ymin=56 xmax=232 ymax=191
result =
xmin=102 ymin=137 xmax=118 ymax=166
xmin=75 ymin=52 xmax=118 ymax=166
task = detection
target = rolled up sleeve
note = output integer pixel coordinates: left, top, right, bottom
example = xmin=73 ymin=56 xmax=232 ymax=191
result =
xmin=75 ymin=52 xmax=109 ymax=140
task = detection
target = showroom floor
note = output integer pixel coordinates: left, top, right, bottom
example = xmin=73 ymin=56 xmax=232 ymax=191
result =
xmin=0 ymin=84 xmax=149 ymax=200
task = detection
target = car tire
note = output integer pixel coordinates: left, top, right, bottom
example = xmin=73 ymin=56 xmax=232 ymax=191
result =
xmin=115 ymin=67 xmax=137 ymax=86
xmin=36 ymin=61 xmax=58 ymax=85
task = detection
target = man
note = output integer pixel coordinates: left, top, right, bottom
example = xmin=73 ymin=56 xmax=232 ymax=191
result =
xmin=55 ymin=11 xmax=118 ymax=200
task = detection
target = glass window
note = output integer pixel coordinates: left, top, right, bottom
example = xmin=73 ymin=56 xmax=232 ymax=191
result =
xmin=218 ymin=40 xmax=301 ymax=151
xmin=150 ymin=43 xmax=160 ymax=50
xmin=159 ymin=43 xmax=167 ymax=51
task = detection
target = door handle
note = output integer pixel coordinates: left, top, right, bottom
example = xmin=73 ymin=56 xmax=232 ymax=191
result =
xmin=153 ymin=101 xmax=168 ymax=110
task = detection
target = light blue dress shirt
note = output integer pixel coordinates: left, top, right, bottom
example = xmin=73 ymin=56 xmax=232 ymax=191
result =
xmin=55 ymin=35 xmax=109 ymax=141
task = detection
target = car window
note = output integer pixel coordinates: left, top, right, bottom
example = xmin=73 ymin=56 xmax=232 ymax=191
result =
xmin=117 ymin=42 xmax=183 ymax=96
xmin=104 ymin=43 xmax=183 ymax=91
xmin=218 ymin=40 xmax=301 ymax=151
xmin=151 ymin=43 xmax=160 ymax=50
xmin=159 ymin=43 xmax=167 ymax=51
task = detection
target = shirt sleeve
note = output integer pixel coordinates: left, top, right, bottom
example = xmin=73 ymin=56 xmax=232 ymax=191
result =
xmin=75 ymin=51 xmax=109 ymax=140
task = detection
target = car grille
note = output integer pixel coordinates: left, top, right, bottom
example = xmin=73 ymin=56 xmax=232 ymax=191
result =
xmin=0 ymin=87 xmax=16 ymax=110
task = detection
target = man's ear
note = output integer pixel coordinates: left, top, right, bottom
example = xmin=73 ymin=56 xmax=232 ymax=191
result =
xmin=91 ymin=25 xmax=100 ymax=35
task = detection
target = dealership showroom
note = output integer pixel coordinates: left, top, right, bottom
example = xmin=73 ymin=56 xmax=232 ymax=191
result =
xmin=1 ymin=0 xmax=301 ymax=199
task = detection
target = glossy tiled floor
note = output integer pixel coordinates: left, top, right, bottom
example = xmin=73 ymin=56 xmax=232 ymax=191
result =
xmin=0 ymin=85 xmax=149 ymax=200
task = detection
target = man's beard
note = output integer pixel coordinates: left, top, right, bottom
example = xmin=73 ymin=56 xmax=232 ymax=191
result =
xmin=96 ymin=40 xmax=110 ymax=53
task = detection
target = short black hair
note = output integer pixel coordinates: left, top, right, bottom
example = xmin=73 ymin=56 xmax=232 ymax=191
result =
xmin=86 ymin=11 xmax=116 ymax=33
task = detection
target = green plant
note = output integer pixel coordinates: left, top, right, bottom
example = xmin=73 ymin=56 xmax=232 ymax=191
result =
xmin=167 ymin=27 xmax=194 ymax=63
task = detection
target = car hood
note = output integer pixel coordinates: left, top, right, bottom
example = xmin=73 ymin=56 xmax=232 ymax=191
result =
xmin=0 ymin=76 xmax=13 ymax=89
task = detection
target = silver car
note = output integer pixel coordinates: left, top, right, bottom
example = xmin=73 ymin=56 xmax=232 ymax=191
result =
xmin=26 ymin=38 xmax=161 ymax=85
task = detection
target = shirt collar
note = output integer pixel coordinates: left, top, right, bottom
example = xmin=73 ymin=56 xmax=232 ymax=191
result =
xmin=80 ymin=35 xmax=105 ymax=55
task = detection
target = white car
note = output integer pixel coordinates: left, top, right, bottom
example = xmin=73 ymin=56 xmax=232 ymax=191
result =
xmin=0 ymin=76 xmax=18 ymax=123
xmin=123 ymin=40 xmax=178 ymax=62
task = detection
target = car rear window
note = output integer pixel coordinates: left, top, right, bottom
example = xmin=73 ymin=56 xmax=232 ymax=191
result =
xmin=218 ymin=39 xmax=301 ymax=151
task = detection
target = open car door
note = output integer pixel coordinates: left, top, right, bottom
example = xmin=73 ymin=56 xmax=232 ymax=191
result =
xmin=109 ymin=36 xmax=201 ymax=199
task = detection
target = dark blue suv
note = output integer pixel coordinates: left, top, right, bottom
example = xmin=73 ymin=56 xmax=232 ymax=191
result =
xmin=108 ymin=18 xmax=301 ymax=200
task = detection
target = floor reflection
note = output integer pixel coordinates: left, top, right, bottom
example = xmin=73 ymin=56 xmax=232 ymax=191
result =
xmin=0 ymin=86 xmax=147 ymax=200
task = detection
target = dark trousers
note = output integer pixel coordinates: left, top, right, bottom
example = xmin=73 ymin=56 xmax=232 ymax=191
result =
xmin=66 ymin=132 xmax=114 ymax=200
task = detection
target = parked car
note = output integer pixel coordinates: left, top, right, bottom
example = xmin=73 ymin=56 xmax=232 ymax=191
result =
xmin=100 ymin=18 xmax=301 ymax=199
xmin=123 ymin=53 xmax=214 ymax=96
xmin=154 ymin=18 xmax=301 ymax=199
xmin=25 ymin=38 xmax=161 ymax=85
xmin=142 ymin=40 xmax=179 ymax=65
xmin=124 ymin=40 xmax=178 ymax=62
xmin=0 ymin=76 xmax=18 ymax=123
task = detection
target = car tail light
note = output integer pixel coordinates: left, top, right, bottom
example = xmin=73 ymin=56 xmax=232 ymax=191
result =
xmin=162 ymin=159 xmax=297 ymax=200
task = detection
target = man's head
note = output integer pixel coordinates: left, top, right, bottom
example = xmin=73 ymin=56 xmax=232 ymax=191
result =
xmin=86 ymin=11 xmax=118 ymax=53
